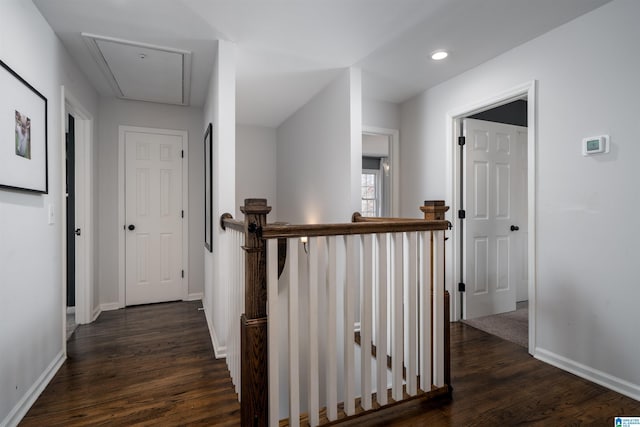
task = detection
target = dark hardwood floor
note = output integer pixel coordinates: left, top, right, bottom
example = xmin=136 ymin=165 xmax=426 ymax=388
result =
xmin=341 ymin=323 xmax=640 ymax=426
xmin=20 ymin=301 xmax=240 ymax=426
xmin=21 ymin=302 xmax=640 ymax=426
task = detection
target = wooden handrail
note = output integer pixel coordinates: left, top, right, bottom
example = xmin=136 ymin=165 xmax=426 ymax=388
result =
xmin=261 ymin=219 xmax=450 ymax=239
xmin=220 ymin=212 xmax=245 ymax=232
xmin=352 ymin=212 xmax=427 ymax=223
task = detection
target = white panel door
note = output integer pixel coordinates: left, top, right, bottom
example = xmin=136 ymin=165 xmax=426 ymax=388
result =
xmin=463 ymin=119 xmax=526 ymax=319
xmin=125 ymin=130 xmax=183 ymax=305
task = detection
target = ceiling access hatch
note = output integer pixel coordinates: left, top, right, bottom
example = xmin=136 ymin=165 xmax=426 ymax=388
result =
xmin=82 ymin=33 xmax=192 ymax=105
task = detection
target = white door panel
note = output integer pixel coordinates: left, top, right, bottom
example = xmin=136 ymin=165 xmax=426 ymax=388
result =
xmin=463 ymin=119 xmax=527 ymax=319
xmin=125 ymin=131 xmax=183 ymax=305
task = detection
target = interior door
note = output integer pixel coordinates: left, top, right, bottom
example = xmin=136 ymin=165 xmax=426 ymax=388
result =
xmin=125 ymin=129 xmax=184 ymax=306
xmin=463 ymin=118 xmax=526 ymax=319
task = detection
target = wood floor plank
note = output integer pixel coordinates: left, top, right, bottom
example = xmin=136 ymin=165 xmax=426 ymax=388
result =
xmin=20 ymin=301 xmax=240 ymax=427
xmin=21 ymin=303 xmax=640 ymax=426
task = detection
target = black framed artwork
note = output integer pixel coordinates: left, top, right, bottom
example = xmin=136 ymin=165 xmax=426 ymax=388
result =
xmin=0 ymin=59 xmax=48 ymax=193
xmin=204 ymin=123 xmax=213 ymax=252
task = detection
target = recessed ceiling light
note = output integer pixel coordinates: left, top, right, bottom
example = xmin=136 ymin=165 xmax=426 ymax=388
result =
xmin=431 ymin=50 xmax=448 ymax=61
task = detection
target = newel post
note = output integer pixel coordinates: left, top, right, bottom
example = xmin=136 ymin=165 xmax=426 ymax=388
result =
xmin=420 ymin=200 xmax=452 ymax=392
xmin=240 ymin=198 xmax=271 ymax=427
xmin=420 ymin=200 xmax=449 ymax=220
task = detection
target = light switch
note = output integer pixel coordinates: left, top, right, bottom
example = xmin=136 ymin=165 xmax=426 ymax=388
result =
xmin=48 ymin=204 xmax=55 ymax=225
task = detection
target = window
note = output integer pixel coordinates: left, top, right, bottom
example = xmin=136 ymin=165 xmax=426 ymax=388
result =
xmin=361 ymin=170 xmax=380 ymax=217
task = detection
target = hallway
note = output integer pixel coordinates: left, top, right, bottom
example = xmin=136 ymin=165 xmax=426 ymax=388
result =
xmin=21 ymin=302 xmax=240 ymax=426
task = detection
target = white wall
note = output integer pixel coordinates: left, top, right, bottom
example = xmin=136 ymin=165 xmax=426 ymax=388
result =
xmin=276 ymin=68 xmax=362 ymax=224
xmin=202 ymin=40 xmax=236 ymax=356
xmin=96 ymin=97 xmax=204 ymax=306
xmin=363 ymin=98 xmax=399 ymax=130
xmin=400 ymin=0 xmax=640 ymax=399
xmin=0 ymin=1 xmax=99 ymax=424
xmin=236 ymin=125 xmax=277 ymax=220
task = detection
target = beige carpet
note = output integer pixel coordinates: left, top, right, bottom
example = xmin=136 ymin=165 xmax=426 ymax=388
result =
xmin=463 ymin=301 xmax=528 ymax=348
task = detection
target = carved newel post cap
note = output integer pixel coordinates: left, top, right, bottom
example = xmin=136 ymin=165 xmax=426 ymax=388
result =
xmin=240 ymin=198 xmax=272 ymax=215
xmin=420 ymin=200 xmax=449 ymax=220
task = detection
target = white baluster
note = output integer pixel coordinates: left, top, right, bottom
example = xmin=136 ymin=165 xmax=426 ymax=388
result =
xmin=344 ymin=235 xmax=357 ymax=415
xmin=267 ymin=239 xmax=279 ymax=427
xmin=419 ymin=231 xmax=432 ymax=391
xmin=361 ymin=234 xmax=373 ymax=410
xmin=406 ymin=232 xmax=418 ymax=395
xmin=288 ymin=238 xmax=300 ymax=426
xmin=391 ymin=233 xmax=403 ymax=401
xmin=433 ymin=230 xmax=445 ymax=387
xmin=308 ymin=237 xmax=320 ymax=427
xmin=375 ymin=233 xmax=388 ymax=406
xmin=326 ymin=236 xmax=338 ymax=421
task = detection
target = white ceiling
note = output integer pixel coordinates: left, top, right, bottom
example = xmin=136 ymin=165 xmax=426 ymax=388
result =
xmin=33 ymin=0 xmax=611 ymax=127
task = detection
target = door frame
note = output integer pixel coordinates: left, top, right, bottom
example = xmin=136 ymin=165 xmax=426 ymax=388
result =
xmin=60 ymin=86 xmax=95 ymax=355
xmin=118 ymin=126 xmax=189 ymax=307
xmin=447 ymin=80 xmax=537 ymax=354
xmin=362 ymin=126 xmax=400 ymax=217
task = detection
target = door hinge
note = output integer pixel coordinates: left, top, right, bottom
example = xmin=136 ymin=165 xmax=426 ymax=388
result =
xmin=181 ymin=210 xmax=184 ymax=218
xmin=181 ymin=150 xmax=184 ymax=158
xmin=458 ymin=282 xmax=466 ymax=292
xmin=458 ymin=209 xmax=466 ymax=219
xmin=181 ymin=270 xmax=184 ymax=278
xmin=458 ymin=136 xmax=466 ymax=146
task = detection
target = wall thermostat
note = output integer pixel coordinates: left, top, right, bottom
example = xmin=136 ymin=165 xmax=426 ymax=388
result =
xmin=582 ymin=135 xmax=609 ymax=156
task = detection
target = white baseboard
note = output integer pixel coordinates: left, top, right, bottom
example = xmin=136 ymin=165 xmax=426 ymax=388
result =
xmin=186 ymin=292 xmax=203 ymax=301
xmin=2 ymin=351 xmax=65 ymax=427
xmin=535 ymin=348 xmax=640 ymax=402
xmin=100 ymin=303 xmax=120 ymax=312
xmin=203 ymin=304 xmax=226 ymax=359
xmin=91 ymin=305 xmax=102 ymax=322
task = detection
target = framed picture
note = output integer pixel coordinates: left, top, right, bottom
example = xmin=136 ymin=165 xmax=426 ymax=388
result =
xmin=204 ymin=123 xmax=213 ymax=252
xmin=0 ymin=60 xmax=48 ymax=193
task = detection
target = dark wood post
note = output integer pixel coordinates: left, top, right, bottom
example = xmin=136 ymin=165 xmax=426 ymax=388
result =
xmin=420 ymin=201 xmax=452 ymax=393
xmin=240 ymin=198 xmax=271 ymax=427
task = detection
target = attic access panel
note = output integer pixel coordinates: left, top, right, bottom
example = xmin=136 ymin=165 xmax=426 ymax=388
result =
xmin=83 ymin=33 xmax=192 ymax=105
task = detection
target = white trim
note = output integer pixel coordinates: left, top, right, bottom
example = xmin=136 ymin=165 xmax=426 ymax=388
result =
xmin=63 ymin=88 xmax=95 ymax=327
xmin=118 ymin=126 xmax=189 ymax=308
xmin=1 ymin=351 xmax=65 ymax=427
xmin=100 ymin=302 xmax=121 ymax=312
xmin=535 ymin=348 xmax=640 ymax=401
xmin=362 ymin=126 xmax=400 ymax=217
xmin=186 ymin=292 xmax=203 ymax=301
xmin=92 ymin=305 xmax=102 ymax=322
xmin=447 ymin=80 xmax=537 ymax=355
xmin=204 ymin=303 xmax=227 ymax=359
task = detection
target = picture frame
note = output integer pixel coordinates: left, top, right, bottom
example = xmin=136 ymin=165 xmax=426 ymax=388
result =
xmin=204 ymin=123 xmax=213 ymax=252
xmin=0 ymin=59 xmax=48 ymax=193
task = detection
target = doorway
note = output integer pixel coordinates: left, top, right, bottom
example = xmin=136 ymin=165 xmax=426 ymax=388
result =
xmin=65 ymin=113 xmax=77 ymax=338
xmin=118 ymin=126 xmax=189 ymax=307
xmin=62 ymin=88 xmax=95 ymax=335
xmin=448 ymin=81 xmax=537 ymax=353
xmin=362 ymin=126 xmax=399 ymax=217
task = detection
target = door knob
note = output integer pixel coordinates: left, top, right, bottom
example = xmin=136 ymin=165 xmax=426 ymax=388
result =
xmin=128 ymin=224 xmax=136 ymax=231
xmin=510 ymin=225 xmax=520 ymax=231
xmin=75 ymin=228 xmax=81 ymax=236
